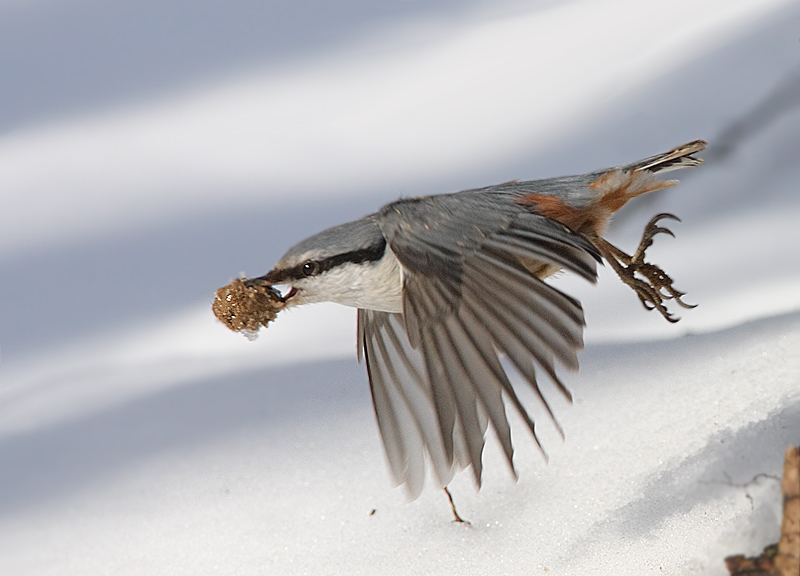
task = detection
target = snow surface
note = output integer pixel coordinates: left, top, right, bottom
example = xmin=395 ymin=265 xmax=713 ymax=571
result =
xmin=1 ymin=1 xmax=799 ymax=574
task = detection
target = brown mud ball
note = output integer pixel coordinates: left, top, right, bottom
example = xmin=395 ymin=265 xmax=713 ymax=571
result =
xmin=212 ymin=277 xmax=286 ymax=335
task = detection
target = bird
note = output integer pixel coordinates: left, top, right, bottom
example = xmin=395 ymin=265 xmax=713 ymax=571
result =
xmin=255 ymin=140 xmax=706 ymax=499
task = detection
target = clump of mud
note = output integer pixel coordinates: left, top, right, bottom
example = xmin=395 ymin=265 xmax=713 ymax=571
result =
xmin=212 ymin=277 xmax=285 ymax=337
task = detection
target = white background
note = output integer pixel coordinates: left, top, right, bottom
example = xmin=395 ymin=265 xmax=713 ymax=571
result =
xmin=1 ymin=1 xmax=799 ymax=574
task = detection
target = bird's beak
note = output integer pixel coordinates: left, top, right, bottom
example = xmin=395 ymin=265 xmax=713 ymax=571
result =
xmin=258 ymin=269 xmax=300 ymax=305
xmin=280 ymin=285 xmax=299 ymax=303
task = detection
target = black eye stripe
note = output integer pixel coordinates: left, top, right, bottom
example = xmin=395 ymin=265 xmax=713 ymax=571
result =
xmin=302 ymin=261 xmax=320 ymax=277
xmin=267 ymin=239 xmax=387 ymax=283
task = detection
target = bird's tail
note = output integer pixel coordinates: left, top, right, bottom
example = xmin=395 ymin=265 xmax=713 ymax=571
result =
xmin=624 ymin=140 xmax=707 ymax=174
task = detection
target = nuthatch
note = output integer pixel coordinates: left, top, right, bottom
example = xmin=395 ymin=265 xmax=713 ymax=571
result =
xmin=257 ymin=140 xmax=706 ymax=498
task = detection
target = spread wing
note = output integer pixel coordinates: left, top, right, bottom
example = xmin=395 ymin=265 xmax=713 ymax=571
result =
xmin=358 ymin=192 xmax=599 ymax=498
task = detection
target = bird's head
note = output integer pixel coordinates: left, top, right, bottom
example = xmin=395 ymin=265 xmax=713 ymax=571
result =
xmin=260 ymin=215 xmax=400 ymax=312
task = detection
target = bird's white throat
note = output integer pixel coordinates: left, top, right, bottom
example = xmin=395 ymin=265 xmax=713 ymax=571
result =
xmin=296 ymin=248 xmax=404 ymax=313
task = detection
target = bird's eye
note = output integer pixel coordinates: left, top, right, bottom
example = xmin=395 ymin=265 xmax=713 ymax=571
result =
xmin=301 ymin=261 xmax=320 ymax=277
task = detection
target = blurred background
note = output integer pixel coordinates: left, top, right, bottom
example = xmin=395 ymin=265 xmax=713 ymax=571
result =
xmin=1 ymin=1 xmax=798 ymax=574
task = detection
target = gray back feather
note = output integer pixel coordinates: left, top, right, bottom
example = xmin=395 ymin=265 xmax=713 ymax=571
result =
xmin=276 ymin=215 xmax=384 ymax=268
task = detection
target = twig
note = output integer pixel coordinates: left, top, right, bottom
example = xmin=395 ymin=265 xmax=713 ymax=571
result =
xmin=444 ymin=487 xmax=470 ymax=525
xmin=725 ymin=446 xmax=800 ymax=576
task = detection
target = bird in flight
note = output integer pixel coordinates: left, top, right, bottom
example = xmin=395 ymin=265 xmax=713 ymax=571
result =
xmin=216 ymin=140 xmax=706 ymax=500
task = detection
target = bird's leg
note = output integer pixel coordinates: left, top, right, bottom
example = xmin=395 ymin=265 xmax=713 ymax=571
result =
xmin=444 ymin=487 xmax=470 ymax=525
xmin=594 ymin=213 xmax=695 ymax=323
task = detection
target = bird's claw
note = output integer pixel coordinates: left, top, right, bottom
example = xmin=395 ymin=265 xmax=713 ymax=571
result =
xmin=596 ymin=213 xmax=695 ymax=322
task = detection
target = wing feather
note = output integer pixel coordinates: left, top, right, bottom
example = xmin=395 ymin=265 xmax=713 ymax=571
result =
xmin=405 ymin=285 xmax=458 ymax=464
xmin=380 ymin=319 xmax=458 ymax=487
xmin=357 ymin=194 xmax=598 ymax=494
xmin=359 ymin=314 xmax=422 ymax=491
xmin=359 ymin=309 xmax=458 ymax=494
xmin=440 ymin=310 xmax=516 ymax=473
xmin=460 ymin=285 xmax=566 ymax=439
xmin=467 ymin=253 xmax=583 ymax=370
xmin=458 ymin=304 xmax=548 ymax=458
xmin=426 ymin=296 xmax=487 ymax=485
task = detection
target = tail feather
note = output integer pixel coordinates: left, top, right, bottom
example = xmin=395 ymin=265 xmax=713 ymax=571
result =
xmin=626 ymin=140 xmax=707 ymax=174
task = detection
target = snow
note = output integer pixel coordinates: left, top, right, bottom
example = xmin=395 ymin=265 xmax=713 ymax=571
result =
xmin=1 ymin=1 xmax=799 ymax=574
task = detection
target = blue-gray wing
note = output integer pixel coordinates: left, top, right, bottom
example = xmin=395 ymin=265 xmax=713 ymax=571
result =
xmin=358 ymin=192 xmax=599 ymax=497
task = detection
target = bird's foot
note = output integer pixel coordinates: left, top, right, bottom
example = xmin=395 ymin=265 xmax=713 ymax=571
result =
xmin=596 ymin=213 xmax=695 ymax=323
